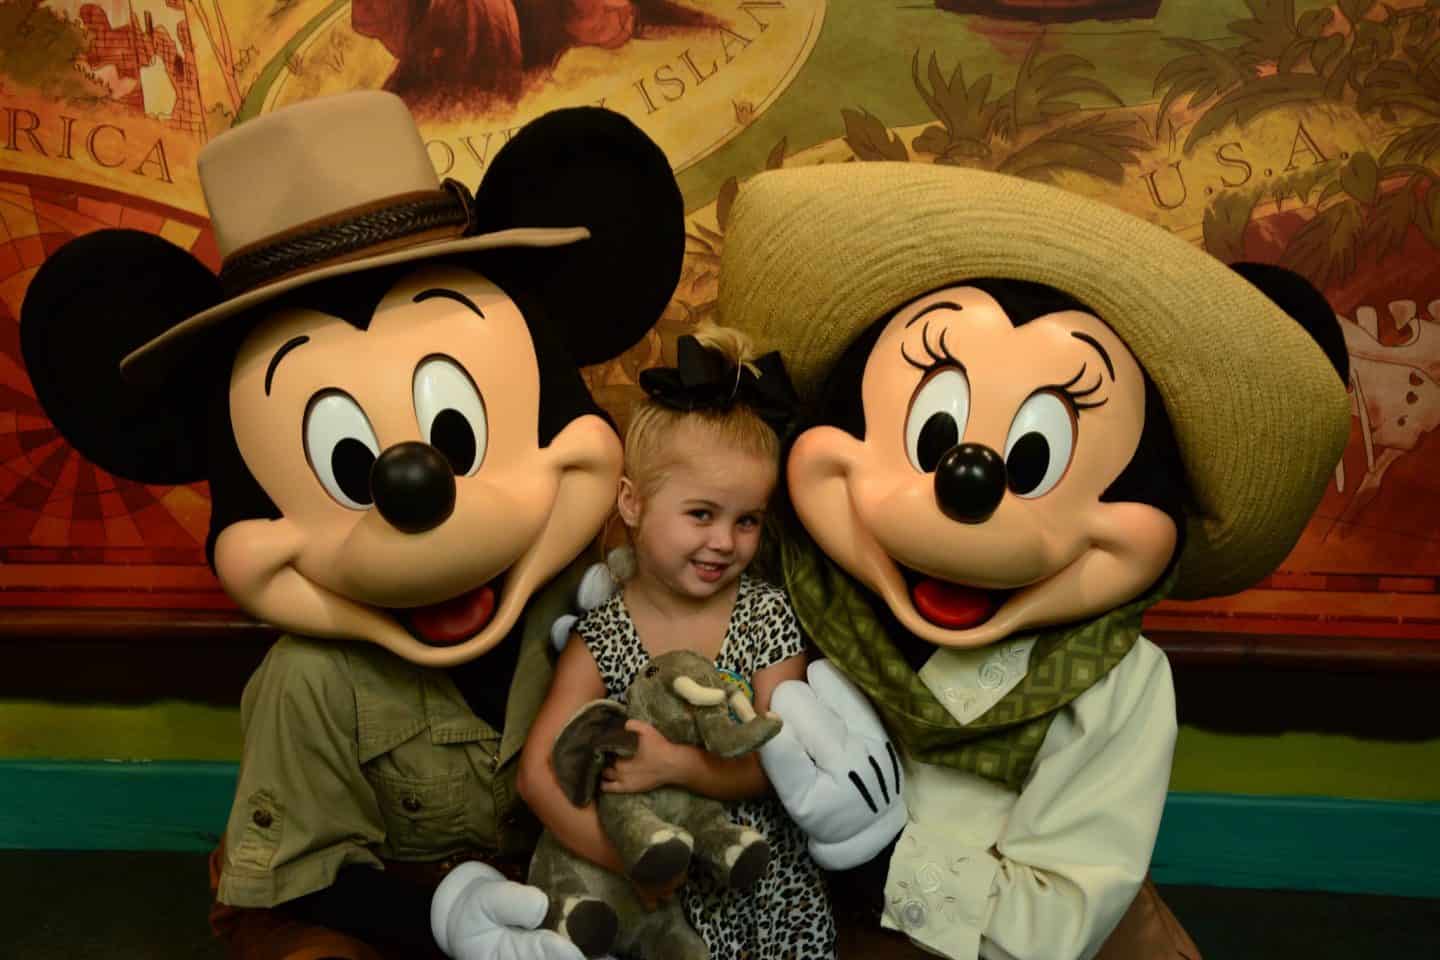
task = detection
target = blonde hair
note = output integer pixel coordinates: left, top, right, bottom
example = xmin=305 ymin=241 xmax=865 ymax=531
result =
xmin=623 ymin=325 xmax=781 ymax=500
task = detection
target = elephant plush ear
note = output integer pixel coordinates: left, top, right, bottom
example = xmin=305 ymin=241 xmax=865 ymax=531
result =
xmin=551 ymin=699 xmax=638 ymax=807
xmin=469 ymin=107 xmax=684 ymax=367
xmin=20 ymin=230 xmax=222 ymax=484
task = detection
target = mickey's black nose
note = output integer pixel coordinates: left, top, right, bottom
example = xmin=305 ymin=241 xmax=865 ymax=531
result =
xmin=370 ymin=442 xmax=456 ymax=534
xmin=934 ymin=443 xmax=1006 ymax=525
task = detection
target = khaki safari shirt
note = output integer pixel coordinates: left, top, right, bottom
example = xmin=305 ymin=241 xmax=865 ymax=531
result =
xmin=217 ymin=570 xmax=576 ymax=909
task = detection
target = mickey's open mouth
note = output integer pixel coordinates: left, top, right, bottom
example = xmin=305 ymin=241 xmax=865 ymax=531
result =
xmin=898 ymin=564 xmax=1011 ymax=630
xmin=393 ymin=573 xmax=505 ymax=647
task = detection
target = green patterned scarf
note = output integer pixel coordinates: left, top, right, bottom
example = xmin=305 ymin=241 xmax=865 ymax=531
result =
xmin=779 ymin=530 xmax=1174 ymax=791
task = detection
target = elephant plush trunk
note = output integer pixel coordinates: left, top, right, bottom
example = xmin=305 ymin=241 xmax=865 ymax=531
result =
xmin=695 ymin=690 xmax=783 ymax=759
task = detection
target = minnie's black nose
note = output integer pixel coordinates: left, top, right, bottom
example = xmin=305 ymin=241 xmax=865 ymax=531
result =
xmin=934 ymin=443 xmax=1006 ymax=524
xmin=370 ymin=442 xmax=456 ymax=534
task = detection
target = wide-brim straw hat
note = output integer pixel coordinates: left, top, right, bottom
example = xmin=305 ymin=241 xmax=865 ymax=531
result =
xmin=719 ymin=163 xmax=1351 ymax=600
xmin=119 ymin=90 xmax=589 ymax=384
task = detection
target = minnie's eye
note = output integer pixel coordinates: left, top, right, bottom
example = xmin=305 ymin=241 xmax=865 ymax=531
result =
xmin=304 ymin=390 xmax=379 ymax=509
xmin=905 ymin=368 xmax=970 ymax=472
xmin=413 ymin=356 xmax=487 ymax=477
xmin=1004 ymin=391 xmax=1075 ymax=498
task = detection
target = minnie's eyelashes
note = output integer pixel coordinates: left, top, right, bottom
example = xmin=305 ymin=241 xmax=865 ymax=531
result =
xmin=902 ymin=320 xmax=965 ymax=373
xmin=903 ymin=330 xmax=1110 ymax=413
xmin=1053 ymin=363 xmax=1109 ymax=411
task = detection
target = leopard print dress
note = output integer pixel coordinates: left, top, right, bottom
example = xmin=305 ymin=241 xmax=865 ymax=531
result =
xmin=575 ymin=575 xmax=838 ymax=960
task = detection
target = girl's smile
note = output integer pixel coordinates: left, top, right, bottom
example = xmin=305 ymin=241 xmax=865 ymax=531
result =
xmin=692 ymin=559 xmax=730 ymax=583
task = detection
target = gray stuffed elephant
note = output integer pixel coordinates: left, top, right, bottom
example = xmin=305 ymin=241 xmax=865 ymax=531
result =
xmin=528 ymin=649 xmax=783 ymax=959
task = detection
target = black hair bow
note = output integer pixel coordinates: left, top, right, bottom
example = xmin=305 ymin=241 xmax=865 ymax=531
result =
xmin=639 ymin=335 xmax=798 ymax=435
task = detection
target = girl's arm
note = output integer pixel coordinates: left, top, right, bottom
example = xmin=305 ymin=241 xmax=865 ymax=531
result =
xmin=515 ymin=636 xmax=627 ymax=875
xmin=601 ymin=653 xmax=806 ymax=801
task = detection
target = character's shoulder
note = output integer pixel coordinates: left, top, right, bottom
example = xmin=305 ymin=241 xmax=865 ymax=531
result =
xmin=239 ymin=635 xmax=367 ymax=734
xmin=1067 ymin=634 xmax=1176 ymax=725
xmin=254 ymin=635 xmax=352 ymax=688
xmin=1123 ymin=635 xmax=1172 ymax=679
xmin=246 ymin=634 xmax=419 ymax=713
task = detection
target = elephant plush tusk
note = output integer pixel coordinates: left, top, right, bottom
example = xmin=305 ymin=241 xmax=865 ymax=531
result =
xmin=673 ymin=675 xmax=726 ymax=706
xmin=729 ymin=690 xmax=758 ymax=722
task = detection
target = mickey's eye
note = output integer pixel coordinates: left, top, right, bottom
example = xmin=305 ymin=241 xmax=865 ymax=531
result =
xmin=304 ymin=390 xmax=379 ymax=509
xmin=1004 ymin=391 xmax=1075 ymax=498
xmin=413 ymin=356 xmax=487 ymax=477
xmin=905 ymin=368 xmax=970 ymax=473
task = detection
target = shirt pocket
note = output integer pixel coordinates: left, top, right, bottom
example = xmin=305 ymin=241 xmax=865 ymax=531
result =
xmin=230 ymin=790 xmax=284 ymax=871
xmin=366 ymin=769 xmax=469 ymax=860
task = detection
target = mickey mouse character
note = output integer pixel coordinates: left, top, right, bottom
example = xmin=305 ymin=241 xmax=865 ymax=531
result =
xmin=719 ymin=164 xmax=1351 ymax=959
xmin=20 ymin=91 xmax=682 ymax=960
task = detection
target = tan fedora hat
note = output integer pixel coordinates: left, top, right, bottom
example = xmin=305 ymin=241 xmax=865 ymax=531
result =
xmin=719 ymin=163 xmax=1351 ymax=600
xmin=119 ymin=90 xmax=589 ymax=384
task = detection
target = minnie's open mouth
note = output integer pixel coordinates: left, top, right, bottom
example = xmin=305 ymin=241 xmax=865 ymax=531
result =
xmin=898 ymin=564 xmax=1012 ymax=630
xmin=394 ymin=574 xmax=505 ymax=647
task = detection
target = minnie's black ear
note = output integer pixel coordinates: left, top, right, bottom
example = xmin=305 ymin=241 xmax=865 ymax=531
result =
xmin=20 ymin=230 xmax=223 ymax=484
xmin=1231 ymin=262 xmax=1349 ymax=384
xmin=469 ymin=107 xmax=684 ymax=366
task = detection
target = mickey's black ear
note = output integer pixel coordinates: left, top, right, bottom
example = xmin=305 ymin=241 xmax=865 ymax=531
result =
xmin=469 ymin=107 xmax=684 ymax=366
xmin=20 ymin=230 xmax=222 ymax=484
xmin=1231 ymin=262 xmax=1349 ymax=384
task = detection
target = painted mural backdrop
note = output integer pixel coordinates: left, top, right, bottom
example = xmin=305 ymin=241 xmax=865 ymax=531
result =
xmin=3 ymin=0 xmax=1438 ymax=643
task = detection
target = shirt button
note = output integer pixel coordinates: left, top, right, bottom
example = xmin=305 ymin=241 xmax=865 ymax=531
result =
xmin=402 ymin=796 xmax=422 ymax=813
xmin=902 ymin=899 xmax=927 ymax=929
xmin=251 ymin=810 xmax=273 ymax=829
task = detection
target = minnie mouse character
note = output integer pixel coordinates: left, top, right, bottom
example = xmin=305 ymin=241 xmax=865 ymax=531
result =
xmin=719 ymin=164 xmax=1352 ymax=959
xmin=21 ymin=91 xmax=683 ymax=959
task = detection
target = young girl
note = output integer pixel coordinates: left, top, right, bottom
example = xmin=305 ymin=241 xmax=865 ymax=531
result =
xmin=517 ymin=329 xmax=837 ymax=960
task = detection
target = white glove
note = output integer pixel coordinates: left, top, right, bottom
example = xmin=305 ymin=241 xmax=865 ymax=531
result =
xmin=430 ymin=862 xmax=586 ymax=960
xmin=549 ymin=560 xmax=620 ymax=653
xmin=759 ymin=660 xmax=908 ymax=871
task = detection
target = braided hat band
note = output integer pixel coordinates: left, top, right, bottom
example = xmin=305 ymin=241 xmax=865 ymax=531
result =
xmin=217 ymin=180 xmax=475 ymax=299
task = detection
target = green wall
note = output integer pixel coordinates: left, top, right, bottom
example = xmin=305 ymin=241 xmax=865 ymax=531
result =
xmin=1170 ymin=727 xmax=1440 ymax=801
xmin=4 ymin=699 xmax=1438 ymax=801
xmin=0 ymin=701 xmax=240 ymax=763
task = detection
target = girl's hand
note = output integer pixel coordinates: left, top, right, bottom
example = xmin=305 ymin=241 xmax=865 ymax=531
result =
xmin=601 ymin=720 xmax=683 ymax=793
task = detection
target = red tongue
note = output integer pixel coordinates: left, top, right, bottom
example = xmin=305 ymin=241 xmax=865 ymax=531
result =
xmin=408 ymin=584 xmax=497 ymax=646
xmin=911 ymin=578 xmax=996 ymax=630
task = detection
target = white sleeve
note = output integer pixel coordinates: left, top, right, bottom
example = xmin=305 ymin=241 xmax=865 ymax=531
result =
xmin=885 ymin=638 xmax=1177 ymax=960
